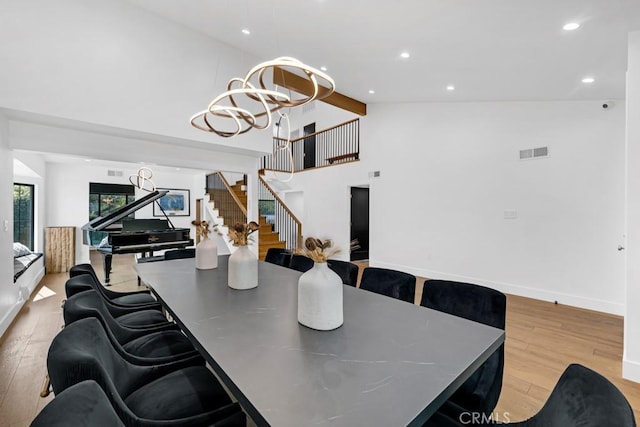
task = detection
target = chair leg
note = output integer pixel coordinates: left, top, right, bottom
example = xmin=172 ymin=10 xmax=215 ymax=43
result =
xmin=40 ymin=374 xmax=51 ymax=397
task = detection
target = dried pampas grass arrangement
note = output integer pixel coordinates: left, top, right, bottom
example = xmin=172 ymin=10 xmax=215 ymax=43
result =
xmin=299 ymin=237 xmax=340 ymax=263
xmin=191 ymin=219 xmax=218 ymax=238
xmin=228 ymin=221 xmax=260 ymax=246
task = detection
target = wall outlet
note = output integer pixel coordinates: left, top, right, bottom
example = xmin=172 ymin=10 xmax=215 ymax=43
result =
xmin=3 ymin=219 xmax=8 ymax=232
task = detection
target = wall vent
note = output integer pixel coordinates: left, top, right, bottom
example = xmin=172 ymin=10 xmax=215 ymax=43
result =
xmin=519 ymin=146 xmax=549 ymax=160
xmin=107 ymin=169 xmax=123 ymax=177
xmin=290 ymin=129 xmax=300 ymax=139
xmin=368 ymin=171 xmax=381 ymax=178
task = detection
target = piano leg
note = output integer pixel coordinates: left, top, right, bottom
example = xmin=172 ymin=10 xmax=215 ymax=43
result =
xmin=103 ymin=253 xmax=112 ymax=285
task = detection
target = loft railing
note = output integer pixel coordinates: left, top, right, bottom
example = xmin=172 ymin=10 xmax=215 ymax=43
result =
xmin=258 ymin=175 xmax=302 ymax=251
xmin=206 ymin=172 xmax=247 ymax=227
xmin=261 ymin=118 xmax=359 ymax=173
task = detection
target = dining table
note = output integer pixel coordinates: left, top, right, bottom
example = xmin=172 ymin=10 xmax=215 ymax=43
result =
xmin=135 ymin=256 xmax=504 ymax=427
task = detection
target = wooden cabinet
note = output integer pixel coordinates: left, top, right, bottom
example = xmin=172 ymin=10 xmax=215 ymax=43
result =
xmin=45 ymin=227 xmax=76 ymax=273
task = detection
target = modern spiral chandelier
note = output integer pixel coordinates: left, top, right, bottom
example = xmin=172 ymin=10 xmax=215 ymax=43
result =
xmin=190 ymin=56 xmax=335 ymax=138
xmin=129 ymin=167 xmax=156 ymax=192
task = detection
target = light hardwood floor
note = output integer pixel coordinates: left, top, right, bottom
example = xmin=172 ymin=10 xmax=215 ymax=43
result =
xmin=1 ymin=254 xmax=639 ymax=425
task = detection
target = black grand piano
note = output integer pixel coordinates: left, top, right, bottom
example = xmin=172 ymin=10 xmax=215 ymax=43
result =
xmin=81 ymin=190 xmax=193 ymax=284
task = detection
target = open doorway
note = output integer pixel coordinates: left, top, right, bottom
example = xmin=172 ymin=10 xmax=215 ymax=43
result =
xmin=303 ymin=123 xmax=316 ymax=170
xmin=350 ymin=186 xmax=369 ymax=261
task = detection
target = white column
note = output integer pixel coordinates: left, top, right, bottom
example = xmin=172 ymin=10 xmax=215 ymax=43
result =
xmin=624 ymin=30 xmax=640 ymax=382
xmin=0 ymin=113 xmax=21 ymax=338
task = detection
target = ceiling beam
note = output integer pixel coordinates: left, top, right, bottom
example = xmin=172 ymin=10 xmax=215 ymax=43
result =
xmin=273 ymin=67 xmax=367 ymax=116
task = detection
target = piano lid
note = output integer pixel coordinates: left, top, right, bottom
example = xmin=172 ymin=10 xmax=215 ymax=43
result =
xmin=82 ymin=190 xmax=169 ymax=232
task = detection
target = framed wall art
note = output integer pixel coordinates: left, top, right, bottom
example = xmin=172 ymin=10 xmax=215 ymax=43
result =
xmin=153 ymin=188 xmax=190 ymax=217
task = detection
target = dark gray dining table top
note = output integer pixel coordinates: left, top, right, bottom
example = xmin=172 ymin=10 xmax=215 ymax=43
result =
xmin=136 ymin=256 xmax=504 ymax=427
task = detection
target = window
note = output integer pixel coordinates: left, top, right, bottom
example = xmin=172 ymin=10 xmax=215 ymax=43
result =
xmin=88 ymin=183 xmax=136 ymax=246
xmin=14 ymin=183 xmax=34 ymax=250
xmin=259 ymin=199 xmax=275 ymax=224
xmin=89 ymin=183 xmax=136 ymax=220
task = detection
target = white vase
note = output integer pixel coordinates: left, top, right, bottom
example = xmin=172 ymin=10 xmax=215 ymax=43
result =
xmin=228 ymin=245 xmax=258 ymax=290
xmin=195 ymin=237 xmax=218 ymax=269
xmin=298 ymin=262 xmax=343 ymax=330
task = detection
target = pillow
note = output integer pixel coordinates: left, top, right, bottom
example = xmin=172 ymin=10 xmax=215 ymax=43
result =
xmin=13 ymin=242 xmax=32 ymax=257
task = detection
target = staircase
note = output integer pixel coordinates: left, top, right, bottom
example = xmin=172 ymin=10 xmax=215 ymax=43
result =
xmin=258 ymin=216 xmax=286 ymax=260
xmin=206 ymin=172 xmax=286 ymax=260
xmin=229 ymin=180 xmax=287 ymax=261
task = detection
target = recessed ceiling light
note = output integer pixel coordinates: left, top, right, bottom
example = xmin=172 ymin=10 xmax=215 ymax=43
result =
xmin=175 ymin=168 xmax=181 ymax=171
xmin=320 ymin=66 xmax=327 ymax=71
xmin=241 ymin=28 xmax=251 ymax=35
xmin=563 ymin=23 xmax=580 ymax=31
xmin=582 ymin=77 xmax=595 ymax=83
xmin=446 ymin=85 xmax=455 ymax=91
xmin=368 ymin=90 xmax=375 ymax=94
xmin=84 ymin=159 xmax=92 ymax=162
xmin=400 ymin=52 xmax=410 ymax=59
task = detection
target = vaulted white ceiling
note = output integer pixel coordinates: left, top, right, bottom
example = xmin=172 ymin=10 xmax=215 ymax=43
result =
xmin=125 ymin=0 xmax=640 ymax=104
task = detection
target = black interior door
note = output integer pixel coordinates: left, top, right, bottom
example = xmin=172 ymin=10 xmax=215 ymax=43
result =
xmin=350 ymin=187 xmax=370 ymax=261
xmin=303 ymin=123 xmax=316 ymax=169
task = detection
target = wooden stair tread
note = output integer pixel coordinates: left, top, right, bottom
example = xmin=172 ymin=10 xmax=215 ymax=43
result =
xmin=259 ymin=232 xmax=281 ymax=243
xmin=259 ymin=241 xmax=286 ymax=260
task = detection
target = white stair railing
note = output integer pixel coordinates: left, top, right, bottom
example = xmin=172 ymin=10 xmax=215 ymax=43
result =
xmin=203 ymin=193 xmax=234 ymax=255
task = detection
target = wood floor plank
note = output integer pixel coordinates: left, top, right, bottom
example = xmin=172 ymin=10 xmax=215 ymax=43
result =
xmin=2 ymin=254 xmax=640 ymax=424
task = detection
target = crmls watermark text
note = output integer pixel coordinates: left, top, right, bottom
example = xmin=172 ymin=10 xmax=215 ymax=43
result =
xmin=459 ymin=412 xmax=511 ymax=424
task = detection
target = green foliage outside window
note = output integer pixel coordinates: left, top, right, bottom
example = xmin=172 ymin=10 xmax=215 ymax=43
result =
xmin=14 ymin=183 xmax=34 ymax=249
xmin=259 ymin=200 xmax=275 ymax=215
xmin=89 ymin=193 xmax=135 ymax=220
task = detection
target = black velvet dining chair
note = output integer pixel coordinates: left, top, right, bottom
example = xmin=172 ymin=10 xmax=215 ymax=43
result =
xmin=64 ymin=290 xmax=199 ymax=364
xmin=264 ymin=247 xmax=292 ymax=267
xmin=421 ymin=279 xmax=506 ymax=422
xmin=426 ymin=364 xmax=636 ymax=427
xmin=65 ymin=278 xmax=169 ymax=329
xmin=68 ymin=265 xmax=157 ymax=306
xmin=47 ymin=317 xmax=246 ymax=427
xmin=289 ymin=254 xmax=314 ymax=272
xmin=327 ymin=259 xmax=359 ymax=286
xmin=31 ymin=380 xmax=125 ymax=427
xmin=504 ymin=363 xmax=636 ymax=426
xmin=359 ymin=267 xmax=416 ymax=303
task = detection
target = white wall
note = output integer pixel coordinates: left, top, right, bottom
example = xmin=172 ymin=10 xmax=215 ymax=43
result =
xmin=46 ymin=162 xmax=206 ymax=264
xmin=283 ymin=191 xmax=305 ymax=222
xmin=0 ymin=113 xmax=20 ymax=337
xmin=0 ymin=0 xmax=271 ymax=154
xmin=285 ymin=101 xmax=359 ymax=137
xmin=286 ymin=100 xmax=626 ymax=315
xmin=13 ymin=151 xmax=46 ymax=252
xmin=624 ymin=30 xmax=640 ymax=381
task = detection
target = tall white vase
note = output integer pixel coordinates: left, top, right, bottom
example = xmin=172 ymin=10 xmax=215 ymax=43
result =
xmin=298 ymin=262 xmax=343 ymax=330
xmin=228 ymin=245 xmax=258 ymax=290
xmin=195 ymin=237 xmax=218 ymax=269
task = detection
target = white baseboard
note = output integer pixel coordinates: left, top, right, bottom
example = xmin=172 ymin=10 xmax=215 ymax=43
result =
xmin=371 ymin=260 xmax=625 ymax=316
xmin=0 ymin=300 xmax=26 ymax=340
xmin=1 ymin=261 xmax=46 ymax=340
xmin=623 ymin=358 xmax=640 ymax=382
